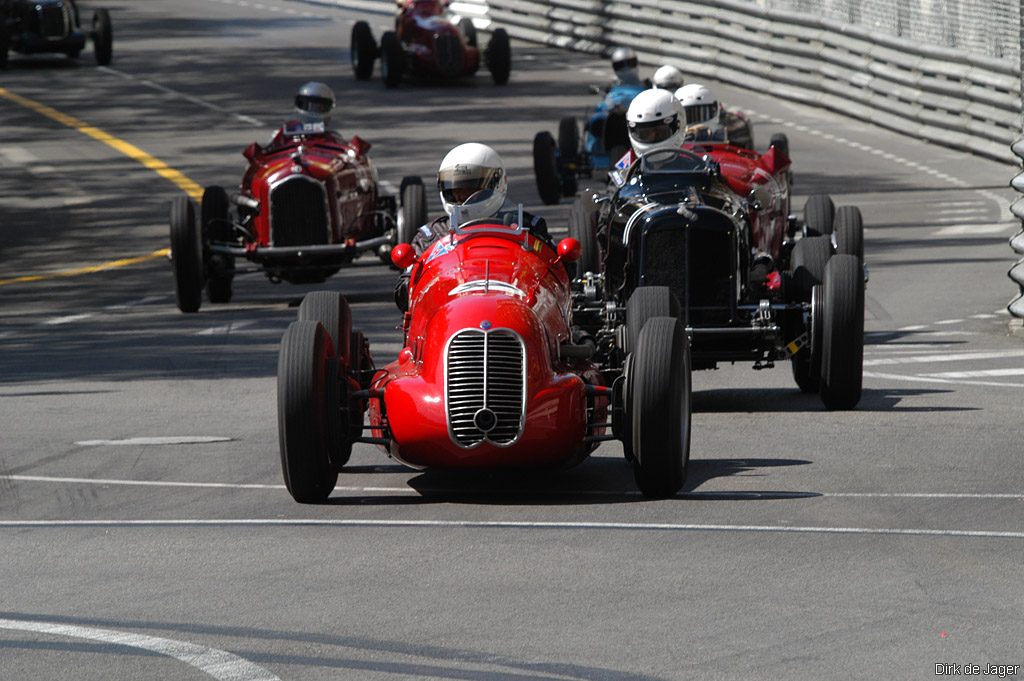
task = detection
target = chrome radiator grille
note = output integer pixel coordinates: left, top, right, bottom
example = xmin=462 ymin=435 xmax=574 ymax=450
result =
xmin=269 ymin=176 xmax=330 ymax=248
xmin=446 ymin=329 xmax=525 ymax=448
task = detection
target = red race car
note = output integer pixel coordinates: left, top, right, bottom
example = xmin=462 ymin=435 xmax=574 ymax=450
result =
xmin=350 ymin=0 xmax=510 ymax=87
xmin=276 ymin=214 xmax=693 ymax=502
xmin=169 ymin=119 xmax=427 ymax=313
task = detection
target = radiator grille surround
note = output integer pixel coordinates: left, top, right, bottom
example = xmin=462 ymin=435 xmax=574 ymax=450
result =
xmin=445 ymin=329 xmax=526 ymax=448
xmin=39 ymin=4 xmax=72 ymax=39
xmin=269 ymin=175 xmax=330 ymax=248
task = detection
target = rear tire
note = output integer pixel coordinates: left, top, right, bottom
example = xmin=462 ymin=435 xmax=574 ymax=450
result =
xmin=819 ymin=255 xmax=864 ymax=410
xmin=625 ymin=286 xmax=680 ymax=357
xmin=532 ymin=131 xmax=562 ymax=205
xmin=769 ymin=132 xmax=789 ymax=159
xmin=399 ymin=176 xmax=426 ymax=246
xmin=568 ymin=200 xmax=600 ymax=277
xmin=789 ymin=235 xmax=832 ymax=303
xmin=485 ymin=27 xmax=510 ymax=85
xmin=92 ymin=9 xmax=113 ymax=66
xmin=803 ymin=194 xmax=835 ymax=236
xmin=277 ymin=321 xmax=339 ymax=503
xmin=169 ymin=196 xmax=204 ymax=313
xmin=833 ymin=205 xmax=864 ymax=262
xmin=458 ymin=17 xmax=477 ymax=48
xmin=558 ymin=116 xmax=579 ymax=197
xmin=629 ymin=317 xmax=691 ymax=498
xmin=0 ymin=11 xmax=10 ymax=71
xmin=298 ymin=291 xmax=353 ymax=364
xmin=351 ymin=21 xmax=376 ymax=80
xmin=380 ymin=31 xmax=403 ymax=88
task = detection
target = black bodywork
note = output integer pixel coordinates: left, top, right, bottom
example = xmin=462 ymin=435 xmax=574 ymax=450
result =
xmin=0 ymin=0 xmax=111 ymax=67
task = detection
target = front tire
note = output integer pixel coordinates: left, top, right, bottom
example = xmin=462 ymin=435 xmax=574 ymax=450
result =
xmin=380 ymin=31 xmax=403 ymax=88
xmin=92 ymin=9 xmax=113 ymax=66
xmin=803 ymin=194 xmax=835 ymax=236
xmin=568 ymin=199 xmax=599 ymax=277
xmin=169 ymin=196 xmax=204 ymax=313
xmin=557 ymin=116 xmax=579 ymax=197
xmin=625 ymin=286 xmax=680 ymax=357
xmin=201 ymin=185 xmax=234 ymax=304
xmin=833 ymin=205 xmax=864 ymax=262
xmin=298 ymin=291 xmax=353 ymax=364
xmin=485 ymin=28 xmax=510 ymax=85
xmin=399 ymin=176 xmax=426 ymax=245
xmin=532 ymin=131 xmax=562 ymax=205
xmin=351 ymin=21 xmax=376 ymax=80
xmin=278 ymin=321 xmax=340 ymax=503
xmin=629 ymin=317 xmax=691 ymax=498
xmin=819 ymin=255 xmax=864 ymax=410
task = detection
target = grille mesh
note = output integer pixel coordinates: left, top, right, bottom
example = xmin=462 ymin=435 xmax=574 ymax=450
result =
xmin=39 ymin=5 xmax=71 ymax=39
xmin=644 ymin=226 xmax=732 ymax=326
xmin=446 ymin=330 xmax=525 ymax=447
xmin=269 ymin=177 xmax=329 ymax=247
xmin=434 ymin=34 xmax=465 ymax=76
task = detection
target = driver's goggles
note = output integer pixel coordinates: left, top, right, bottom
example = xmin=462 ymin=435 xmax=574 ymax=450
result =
xmin=629 ymin=116 xmax=680 ymax=144
xmin=296 ymin=96 xmax=334 ymax=113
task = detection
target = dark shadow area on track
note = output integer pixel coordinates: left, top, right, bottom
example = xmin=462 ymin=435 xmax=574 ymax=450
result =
xmin=0 ymin=611 xmax=677 ymax=681
xmin=693 ymin=385 xmax=968 ymax=413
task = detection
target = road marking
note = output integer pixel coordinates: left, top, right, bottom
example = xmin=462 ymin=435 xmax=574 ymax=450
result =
xmin=44 ymin=314 xmax=95 ymax=325
xmin=0 ymin=88 xmax=199 ymax=286
xmin=5 ymin=475 xmax=1022 ymax=500
xmin=864 ymin=370 xmax=1024 ymax=388
xmin=196 ymin=321 xmax=257 ymax=336
xmin=0 ymin=518 xmax=1020 ymax=539
xmin=863 ymin=350 xmax=1024 ymax=366
xmin=934 ymin=223 xmax=1017 ymax=236
xmin=75 ymin=437 xmax=233 ymax=446
xmin=0 ymin=618 xmax=281 ymax=681
xmin=919 ymin=368 xmax=1024 ymax=379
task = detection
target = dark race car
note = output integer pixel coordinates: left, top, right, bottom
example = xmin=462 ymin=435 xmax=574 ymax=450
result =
xmin=573 ymin=142 xmax=866 ymax=410
xmin=0 ymin=0 xmax=112 ymax=68
xmin=350 ymin=0 xmax=510 ymax=88
xmin=275 ymin=212 xmax=693 ymax=503
xmin=169 ymin=120 xmax=427 ymax=313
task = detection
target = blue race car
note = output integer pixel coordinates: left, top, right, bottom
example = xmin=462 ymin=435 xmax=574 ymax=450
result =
xmin=532 ymin=81 xmax=645 ymax=205
xmin=0 ymin=0 xmax=112 ymax=69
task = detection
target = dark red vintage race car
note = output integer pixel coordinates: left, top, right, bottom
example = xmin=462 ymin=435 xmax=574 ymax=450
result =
xmin=350 ymin=0 xmax=510 ymax=87
xmin=276 ymin=213 xmax=693 ymax=503
xmin=169 ymin=120 xmax=427 ymax=312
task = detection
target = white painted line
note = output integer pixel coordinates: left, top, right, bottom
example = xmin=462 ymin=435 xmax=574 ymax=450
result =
xmin=5 ymin=476 xmax=1022 ymax=500
xmin=75 ymin=436 xmax=233 ymax=446
xmin=44 ymin=313 xmax=94 ymax=325
xmin=933 ymin=318 xmax=964 ymax=325
xmin=196 ymin=320 xmax=256 ymax=335
xmin=934 ymin=223 xmax=1017 ymax=236
xmin=864 ymin=370 xmax=1024 ymax=388
xmin=0 ymin=619 xmax=280 ymax=681
xmin=863 ymin=350 xmax=1024 ymax=366
xmin=919 ymin=368 xmax=1024 ymax=379
xmin=0 ymin=518 xmax=1020 ymax=539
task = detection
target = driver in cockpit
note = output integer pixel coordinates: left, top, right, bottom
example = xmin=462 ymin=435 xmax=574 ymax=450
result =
xmin=394 ymin=142 xmax=548 ymax=312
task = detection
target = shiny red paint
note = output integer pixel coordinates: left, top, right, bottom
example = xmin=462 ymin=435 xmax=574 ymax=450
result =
xmin=368 ymin=225 xmax=607 ymax=469
xmin=691 ymin=142 xmax=792 ymax=260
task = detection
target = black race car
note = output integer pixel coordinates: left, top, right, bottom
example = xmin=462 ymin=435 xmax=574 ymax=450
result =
xmin=0 ymin=0 xmax=112 ymax=69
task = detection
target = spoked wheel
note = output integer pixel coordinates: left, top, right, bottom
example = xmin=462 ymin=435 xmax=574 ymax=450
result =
xmin=629 ymin=316 xmax=691 ymax=498
xmin=169 ymin=196 xmax=204 ymax=313
xmin=819 ymin=255 xmax=864 ymax=410
xmin=833 ymin=205 xmax=864 ymax=262
xmin=398 ymin=176 xmax=426 ymax=245
xmin=532 ymin=131 xmax=562 ymax=205
xmin=92 ymin=9 xmax=113 ymax=66
xmin=625 ymin=286 xmax=680 ymax=356
xmin=201 ymin=185 xmax=234 ymax=304
xmin=567 ymin=199 xmax=600 ymax=277
xmin=380 ymin=31 xmax=403 ymax=88
xmin=557 ymin=116 xmax=579 ymax=197
xmin=278 ymin=320 xmax=340 ymax=503
xmin=351 ymin=21 xmax=377 ymax=80
xmin=485 ymin=27 xmax=510 ymax=85
xmin=803 ymin=194 xmax=835 ymax=236
xmin=298 ymin=291 xmax=353 ymax=365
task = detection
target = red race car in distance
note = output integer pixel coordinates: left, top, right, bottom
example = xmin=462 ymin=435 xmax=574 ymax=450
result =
xmin=169 ymin=119 xmax=427 ymax=312
xmin=276 ymin=214 xmax=693 ymax=503
xmin=350 ymin=0 xmax=510 ymax=87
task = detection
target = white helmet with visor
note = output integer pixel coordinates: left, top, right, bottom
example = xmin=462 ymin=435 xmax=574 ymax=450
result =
xmin=626 ymin=88 xmax=686 ymax=155
xmin=294 ymin=81 xmax=336 ymax=127
xmin=674 ymin=83 xmax=719 ymax=127
xmin=437 ymin=143 xmax=508 ymax=223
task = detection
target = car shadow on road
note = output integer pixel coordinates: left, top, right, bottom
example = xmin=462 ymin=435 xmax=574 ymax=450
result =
xmin=693 ymin=385 xmax=973 ymax=413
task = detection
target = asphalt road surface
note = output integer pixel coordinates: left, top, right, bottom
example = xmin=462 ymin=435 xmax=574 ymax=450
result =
xmin=1 ymin=1 xmax=1022 ymax=679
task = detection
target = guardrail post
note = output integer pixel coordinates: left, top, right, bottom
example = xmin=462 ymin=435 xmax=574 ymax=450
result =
xmin=1009 ymin=139 xmax=1024 ymax=321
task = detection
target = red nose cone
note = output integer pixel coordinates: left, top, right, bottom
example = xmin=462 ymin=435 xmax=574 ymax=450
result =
xmin=391 ymin=243 xmax=416 ymax=269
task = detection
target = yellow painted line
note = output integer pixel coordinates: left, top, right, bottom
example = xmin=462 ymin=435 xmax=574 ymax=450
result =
xmin=0 ymin=87 xmax=200 ymax=286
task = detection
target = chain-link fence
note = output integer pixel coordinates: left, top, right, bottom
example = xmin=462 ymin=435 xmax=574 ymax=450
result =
xmin=754 ymin=0 xmax=1019 ymax=61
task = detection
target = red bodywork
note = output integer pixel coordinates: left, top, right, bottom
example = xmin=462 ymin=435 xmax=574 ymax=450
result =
xmin=368 ymin=224 xmax=606 ymax=469
xmin=396 ymin=0 xmax=480 ymax=76
xmin=222 ymin=122 xmax=388 ymax=281
xmin=690 ymin=142 xmax=791 ymax=261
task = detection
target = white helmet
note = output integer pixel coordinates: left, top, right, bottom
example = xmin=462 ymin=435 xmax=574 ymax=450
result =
xmin=652 ymin=65 xmax=685 ymax=90
xmin=674 ymin=83 xmax=719 ymax=126
xmin=437 ymin=143 xmax=508 ymax=223
xmin=294 ymin=81 xmax=335 ymax=126
xmin=626 ymin=88 xmax=685 ymax=155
